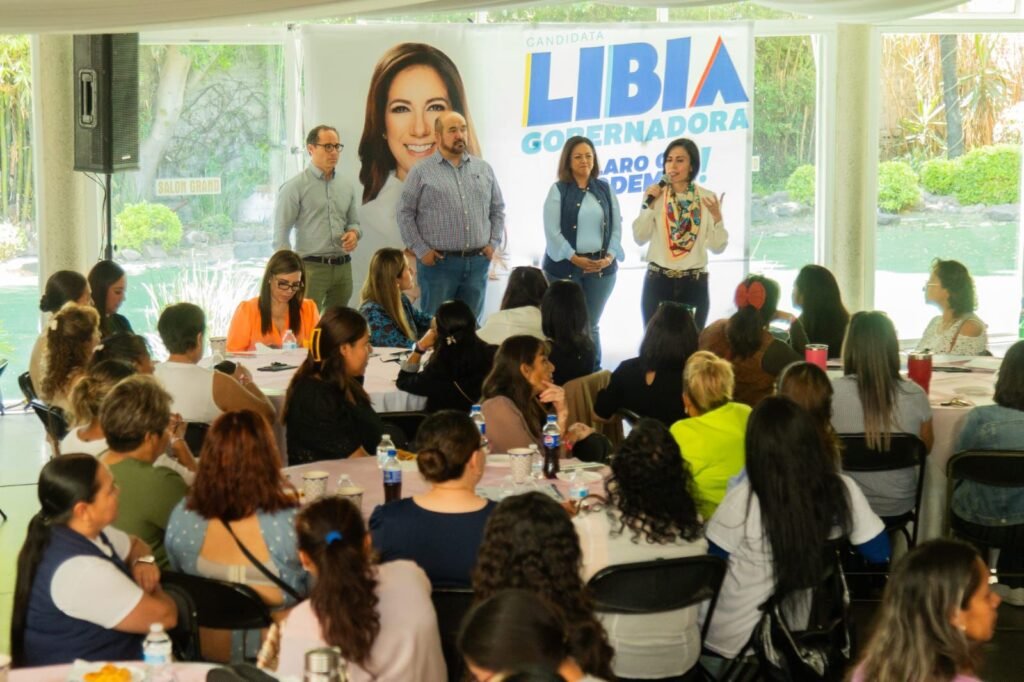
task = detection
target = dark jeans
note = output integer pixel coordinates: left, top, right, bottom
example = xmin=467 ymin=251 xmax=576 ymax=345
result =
xmin=545 ymin=266 xmax=616 ymax=369
xmin=417 ymin=253 xmax=490 ymax=319
xmin=952 ymin=515 xmax=1024 ymax=587
xmin=640 ymin=269 xmax=710 ymax=330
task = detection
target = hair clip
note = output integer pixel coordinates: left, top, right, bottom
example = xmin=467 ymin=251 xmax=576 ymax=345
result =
xmin=311 ymin=328 xmax=322 ymax=363
xmin=446 ymin=335 xmax=456 ymax=346
xmin=734 ymin=281 xmax=767 ymax=311
xmin=49 ymin=318 xmax=59 ymax=331
xmin=325 ymin=530 xmax=343 ymax=545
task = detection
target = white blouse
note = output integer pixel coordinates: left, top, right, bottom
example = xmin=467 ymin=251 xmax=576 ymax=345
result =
xmin=915 ymin=313 xmax=988 ymax=355
xmin=632 ymin=184 xmax=727 ymax=271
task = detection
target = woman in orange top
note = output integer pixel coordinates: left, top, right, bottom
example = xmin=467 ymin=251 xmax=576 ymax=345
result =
xmin=227 ymin=250 xmax=320 ymax=352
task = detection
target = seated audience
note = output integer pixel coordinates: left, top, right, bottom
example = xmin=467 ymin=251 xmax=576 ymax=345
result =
xmin=227 ymin=249 xmax=320 ymax=352
xmin=370 ymin=410 xmax=496 ymax=587
xmin=541 ymin=280 xmax=597 ymax=385
xmin=166 ymin=410 xmax=306 ymax=662
xmin=703 ymin=397 xmax=888 ymax=660
xmin=11 ymin=454 xmax=177 ymax=667
xmin=154 ymin=302 xmax=275 ymax=425
xmin=29 ymin=270 xmax=91 ymax=395
xmin=777 ymin=361 xmax=840 ymax=463
xmin=574 ymin=419 xmax=706 ymax=679
xmin=790 ymin=264 xmax=849 ymax=358
xmin=90 ymin=332 xmax=156 ymax=374
xmin=284 ymin=306 xmax=396 ymax=462
xmin=477 ymin=266 xmax=547 ymax=345
xmin=88 ymin=260 xmax=132 ymax=336
xmin=832 ymin=311 xmax=934 ymax=518
xmin=670 ymin=351 xmax=749 ymax=519
xmin=917 ymin=258 xmax=988 ymax=355
xmin=459 ymin=590 xmax=599 ymax=682
xmin=359 ymin=247 xmax=431 ymax=348
xmin=594 ymin=301 xmax=697 ymax=427
xmin=396 ymin=299 xmax=497 ymax=412
xmin=699 ymin=275 xmax=801 ymax=407
xmin=270 ymin=496 xmax=446 ymax=681
xmin=473 ymin=492 xmax=615 ymax=680
xmin=851 ymin=539 xmax=999 ymax=682
xmin=951 ymin=339 xmax=1024 ymax=603
xmin=99 ymin=376 xmax=189 ymax=568
xmin=41 ymin=302 xmax=101 ymax=410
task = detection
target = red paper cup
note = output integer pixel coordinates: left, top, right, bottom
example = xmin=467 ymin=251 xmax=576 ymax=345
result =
xmin=908 ymin=352 xmax=933 ymax=394
xmin=805 ymin=344 xmax=828 ymax=371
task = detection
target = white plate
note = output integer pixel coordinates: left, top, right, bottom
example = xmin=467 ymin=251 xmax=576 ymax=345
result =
xmin=556 ymin=470 xmax=601 ymax=484
xmin=487 ymin=454 xmax=510 ymax=467
xmin=68 ymin=661 xmax=145 ymax=681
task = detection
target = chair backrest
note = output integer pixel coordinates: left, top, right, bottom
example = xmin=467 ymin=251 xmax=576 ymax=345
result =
xmin=588 ymin=555 xmax=727 ymax=640
xmin=184 ymin=422 xmax=209 ymax=455
xmin=29 ymin=400 xmax=69 ymax=442
xmin=378 ymin=410 xmax=427 ymax=445
xmin=431 ymin=587 xmax=474 ymax=682
xmin=839 ymin=433 xmax=927 ymax=472
xmin=161 ymin=580 xmax=200 ymax=661
xmin=161 ymin=570 xmax=272 ymax=631
xmin=944 ymin=450 xmax=1024 ymax=535
xmin=19 ymin=371 xmax=37 ymax=403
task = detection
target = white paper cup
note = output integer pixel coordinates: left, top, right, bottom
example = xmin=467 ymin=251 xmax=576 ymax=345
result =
xmin=302 ymin=470 xmax=329 ymax=503
xmin=509 ymin=448 xmax=533 ymax=484
xmin=337 ymin=485 xmax=364 ymax=510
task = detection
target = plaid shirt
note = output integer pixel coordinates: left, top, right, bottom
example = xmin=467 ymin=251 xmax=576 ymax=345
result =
xmin=398 ymin=150 xmax=505 ymax=258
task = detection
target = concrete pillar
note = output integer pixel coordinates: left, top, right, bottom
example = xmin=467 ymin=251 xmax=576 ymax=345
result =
xmin=826 ymin=24 xmax=879 ymax=312
xmin=30 ymin=34 xmax=100 ymax=287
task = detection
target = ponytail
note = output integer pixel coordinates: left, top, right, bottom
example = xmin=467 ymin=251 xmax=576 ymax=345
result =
xmin=726 ymin=276 xmax=780 ymax=359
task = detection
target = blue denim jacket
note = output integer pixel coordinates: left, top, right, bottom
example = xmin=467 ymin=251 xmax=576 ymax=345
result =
xmin=951 ymin=404 xmax=1024 ymax=526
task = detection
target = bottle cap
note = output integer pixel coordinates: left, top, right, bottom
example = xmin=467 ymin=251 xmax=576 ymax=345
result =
xmin=149 ymin=623 xmax=163 ymax=633
xmin=546 ymin=414 xmax=557 ymax=422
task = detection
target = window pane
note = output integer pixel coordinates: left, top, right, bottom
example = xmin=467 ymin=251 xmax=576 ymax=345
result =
xmin=877 ymin=33 xmax=1023 ymax=343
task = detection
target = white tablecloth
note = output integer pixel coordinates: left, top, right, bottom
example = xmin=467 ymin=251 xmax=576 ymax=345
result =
xmin=9 ymin=661 xmax=215 ymax=681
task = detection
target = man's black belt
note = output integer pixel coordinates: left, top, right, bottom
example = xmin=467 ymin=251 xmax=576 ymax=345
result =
xmin=437 ymin=248 xmax=486 ymax=258
xmin=302 ymin=254 xmax=351 ymax=266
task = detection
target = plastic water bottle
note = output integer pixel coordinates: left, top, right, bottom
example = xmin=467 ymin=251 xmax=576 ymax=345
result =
xmin=542 ymin=415 xmax=561 ymax=479
xmin=470 ymin=404 xmax=486 ymax=435
xmin=282 ymin=329 xmax=298 ymax=350
xmin=383 ymin=451 xmax=402 ymax=503
xmin=376 ymin=434 xmax=396 ymax=469
xmin=529 ymin=443 xmax=542 ymax=479
xmin=568 ymin=469 xmax=588 ymax=504
xmin=143 ymin=623 xmax=176 ymax=680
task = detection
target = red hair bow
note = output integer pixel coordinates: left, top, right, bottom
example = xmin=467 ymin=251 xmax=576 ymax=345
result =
xmin=735 ymin=281 xmax=767 ymax=310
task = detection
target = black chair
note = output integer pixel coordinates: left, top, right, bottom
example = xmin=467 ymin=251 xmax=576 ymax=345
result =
xmin=161 ymin=578 xmax=200 ymax=662
xmin=0 ymin=358 xmax=7 ymax=415
xmin=839 ymin=433 xmax=928 ymax=547
xmin=380 ymin=410 xmax=428 ymax=445
xmin=184 ymin=422 xmax=209 ymax=455
xmin=18 ymin=370 xmax=37 ymax=404
xmin=161 ymin=570 xmax=273 ymax=662
xmin=29 ymin=400 xmax=69 ymax=445
xmin=431 ymin=587 xmax=474 ymax=682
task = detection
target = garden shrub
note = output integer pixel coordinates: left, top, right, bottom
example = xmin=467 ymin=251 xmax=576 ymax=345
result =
xmin=920 ymin=158 xmax=956 ymax=196
xmin=877 ymin=161 xmax=920 ymax=213
xmin=952 ymin=145 xmax=1020 ymax=205
xmin=115 ymin=202 xmax=183 ymax=251
xmin=785 ymin=164 xmax=815 ymax=206
xmin=198 ymin=213 xmax=233 ymax=241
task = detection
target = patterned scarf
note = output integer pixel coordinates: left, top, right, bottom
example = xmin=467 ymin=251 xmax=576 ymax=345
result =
xmin=664 ymin=183 xmax=702 ymax=258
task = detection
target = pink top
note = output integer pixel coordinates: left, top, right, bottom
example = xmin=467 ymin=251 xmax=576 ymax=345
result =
xmin=851 ymin=666 xmax=981 ymax=682
xmin=276 ymin=560 xmax=446 ymax=681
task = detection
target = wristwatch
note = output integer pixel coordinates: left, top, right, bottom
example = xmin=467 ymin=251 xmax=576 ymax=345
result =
xmin=133 ymin=554 xmax=156 ymax=567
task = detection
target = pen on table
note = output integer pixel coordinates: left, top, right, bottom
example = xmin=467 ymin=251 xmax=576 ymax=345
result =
xmin=549 ymin=484 xmax=564 ymax=501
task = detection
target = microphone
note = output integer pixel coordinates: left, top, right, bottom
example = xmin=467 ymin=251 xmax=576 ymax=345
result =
xmin=644 ymin=175 xmax=668 ymax=208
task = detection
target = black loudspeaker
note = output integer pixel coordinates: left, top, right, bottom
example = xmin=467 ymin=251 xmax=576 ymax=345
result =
xmin=73 ymin=33 xmax=139 ymax=173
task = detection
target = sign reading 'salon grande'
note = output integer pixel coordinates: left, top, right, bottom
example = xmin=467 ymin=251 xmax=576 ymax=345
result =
xmin=155 ymin=177 xmax=222 ymax=196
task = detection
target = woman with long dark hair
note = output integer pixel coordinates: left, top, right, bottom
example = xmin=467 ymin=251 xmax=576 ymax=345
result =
xmin=777 ymin=360 xmax=840 ymax=464
xmin=88 ymin=260 xmax=132 ymax=336
xmin=396 ymin=299 xmax=497 ymax=412
xmin=284 ymin=306 xmax=395 ymax=462
xmin=851 ymin=539 xmax=999 ymax=682
xmin=703 ymin=396 xmax=888 ymax=660
xmin=370 ymin=410 xmax=495 ymax=587
xmin=30 ymin=270 xmax=91 ymax=393
xmin=477 ymin=266 xmax=548 ymax=345
xmin=832 ymin=311 xmax=934 ymax=518
xmin=594 ymin=301 xmax=699 ymax=426
xmin=12 ymin=454 xmax=177 ymax=667
xmin=271 ymin=496 xmax=445 ymax=680
xmin=41 ymin=302 xmax=101 ymax=409
xmin=359 ymin=247 xmax=431 ymax=348
xmin=541 ymin=280 xmax=596 ymax=384
xmin=700 ymin=275 xmax=801 ymax=406
xmin=791 ymin=264 xmax=849 ymax=358
xmin=473 ymin=492 xmax=615 ymax=680
xmin=227 ymin=249 xmax=320 ymax=352
xmin=542 ymin=135 xmax=623 ymax=367
xmin=574 ymin=419 xmax=705 ymax=680
xmin=634 ymin=137 xmax=727 ymax=329
xmin=917 ymin=258 xmax=988 ymax=355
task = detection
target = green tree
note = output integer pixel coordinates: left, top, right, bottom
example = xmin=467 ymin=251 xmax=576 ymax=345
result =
xmin=0 ymin=35 xmax=33 ymax=229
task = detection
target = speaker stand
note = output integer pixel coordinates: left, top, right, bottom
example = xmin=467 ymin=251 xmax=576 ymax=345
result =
xmin=104 ymin=173 xmax=113 ymax=261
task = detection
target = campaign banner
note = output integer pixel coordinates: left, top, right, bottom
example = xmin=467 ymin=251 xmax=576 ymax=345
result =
xmin=298 ymin=23 xmax=752 ymax=316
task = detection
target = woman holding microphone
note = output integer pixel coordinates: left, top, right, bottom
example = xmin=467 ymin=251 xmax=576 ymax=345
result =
xmin=634 ymin=138 xmax=727 ymax=329
xmin=542 ymin=135 xmax=623 ymax=368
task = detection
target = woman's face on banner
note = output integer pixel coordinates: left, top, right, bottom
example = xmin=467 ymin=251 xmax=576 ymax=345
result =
xmin=385 ymin=64 xmax=452 ymax=180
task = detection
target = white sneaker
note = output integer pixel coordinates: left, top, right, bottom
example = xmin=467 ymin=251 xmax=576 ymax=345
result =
xmin=992 ymin=582 xmax=1024 ymax=606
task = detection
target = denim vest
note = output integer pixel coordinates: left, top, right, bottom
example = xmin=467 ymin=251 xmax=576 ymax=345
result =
xmin=24 ymin=526 xmax=143 ymax=666
xmin=951 ymin=404 xmax=1024 ymax=525
xmin=543 ymin=180 xmax=617 ymax=279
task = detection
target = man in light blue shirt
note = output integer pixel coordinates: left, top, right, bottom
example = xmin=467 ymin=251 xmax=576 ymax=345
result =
xmin=274 ymin=125 xmax=361 ymax=309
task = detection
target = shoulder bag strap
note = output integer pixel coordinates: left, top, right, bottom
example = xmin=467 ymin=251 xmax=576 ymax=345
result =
xmin=220 ymin=519 xmax=302 ymax=602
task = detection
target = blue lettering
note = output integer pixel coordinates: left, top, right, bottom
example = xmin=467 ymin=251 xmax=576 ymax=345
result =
xmin=645 ymin=118 xmax=665 ymax=141
xmin=526 ymin=53 xmax=573 ymax=126
xmin=620 ymin=157 xmax=634 ymax=173
xmin=691 ymin=38 xmax=750 ymax=107
xmin=607 ymin=43 xmax=661 ymax=118
xmin=610 ymin=176 xmax=627 ymax=193
xmin=635 ymin=156 xmax=649 ymax=171
xmin=604 ymin=123 xmax=622 ymax=145
xmin=668 ymin=115 xmax=686 ymax=136
xmin=689 ymin=112 xmax=708 ymax=134
xmin=604 ymin=159 xmax=619 ymax=174
xmin=710 ymin=110 xmax=728 ymax=132
xmin=730 ymin=108 xmax=750 ymax=130
xmin=585 ymin=125 xmax=603 ymax=145
xmin=628 ymin=174 xmax=644 ymax=192
xmin=625 ymin=120 xmax=644 ymax=144
xmin=575 ymin=47 xmax=604 ymax=121
xmin=662 ymin=37 xmax=690 ymax=112
xmin=522 ymin=132 xmax=542 ymax=154
xmin=543 ymin=130 xmax=565 ymax=152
